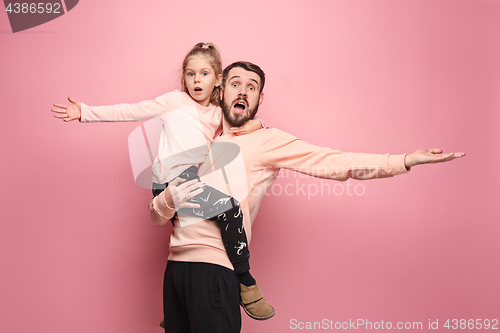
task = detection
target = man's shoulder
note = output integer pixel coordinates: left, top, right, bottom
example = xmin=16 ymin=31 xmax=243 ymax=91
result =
xmin=216 ymin=127 xmax=298 ymax=145
xmin=246 ymin=126 xmax=293 ymax=136
xmin=258 ymin=127 xmax=298 ymax=142
xmin=236 ymin=127 xmax=300 ymax=155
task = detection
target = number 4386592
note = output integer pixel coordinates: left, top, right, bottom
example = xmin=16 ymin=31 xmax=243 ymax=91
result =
xmin=5 ymin=3 xmax=61 ymax=14
xmin=444 ymin=319 xmax=498 ymax=330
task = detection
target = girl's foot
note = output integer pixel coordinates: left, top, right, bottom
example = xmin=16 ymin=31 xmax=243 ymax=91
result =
xmin=240 ymin=281 xmax=275 ymax=320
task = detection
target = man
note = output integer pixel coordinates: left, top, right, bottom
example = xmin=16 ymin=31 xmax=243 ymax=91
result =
xmin=150 ymin=61 xmax=465 ymax=332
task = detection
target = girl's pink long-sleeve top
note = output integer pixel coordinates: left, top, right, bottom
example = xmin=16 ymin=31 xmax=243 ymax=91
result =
xmin=81 ymin=90 xmax=222 ymax=183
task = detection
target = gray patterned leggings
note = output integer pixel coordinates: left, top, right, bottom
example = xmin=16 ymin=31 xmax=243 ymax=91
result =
xmin=153 ymin=166 xmax=250 ymax=273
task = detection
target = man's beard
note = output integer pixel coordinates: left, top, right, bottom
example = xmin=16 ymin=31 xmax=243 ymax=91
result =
xmin=221 ymin=96 xmax=259 ymax=128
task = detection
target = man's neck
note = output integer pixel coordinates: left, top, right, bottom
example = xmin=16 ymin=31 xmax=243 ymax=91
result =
xmin=221 ymin=118 xmax=233 ymax=136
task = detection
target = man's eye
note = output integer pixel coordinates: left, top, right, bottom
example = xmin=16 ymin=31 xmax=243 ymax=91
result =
xmin=249 ymin=86 xmax=255 ymax=91
xmin=232 ymin=83 xmax=238 ymax=87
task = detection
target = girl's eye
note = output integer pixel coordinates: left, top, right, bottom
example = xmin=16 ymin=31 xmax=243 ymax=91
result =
xmin=203 ymin=72 xmax=208 ymax=76
xmin=187 ymin=73 xmax=194 ymax=77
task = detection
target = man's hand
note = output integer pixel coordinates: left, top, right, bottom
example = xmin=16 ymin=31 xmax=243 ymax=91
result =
xmin=405 ymin=148 xmax=465 ymax=168
xmin=51 ymin=97 xmax=82 ymax=122
xmin=165 ymin=178 xmax=204 ymax=210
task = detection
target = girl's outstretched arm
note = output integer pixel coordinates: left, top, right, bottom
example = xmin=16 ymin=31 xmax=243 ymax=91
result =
xmin=51 ymin=97 xmax=81 ymax=122
xmin=51 ymin=91 xmax=179 ymax=123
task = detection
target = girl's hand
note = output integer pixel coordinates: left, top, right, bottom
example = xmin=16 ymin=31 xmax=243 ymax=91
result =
xmin=165 ymin=178 xmax=204 ymax=210
xmin=404 ymin=149 xmax=465 ymax=168
xmin=230 ymin=118 xmax=263 ymax=136
xmin=51 ymin=97 xmax=82 ymax=122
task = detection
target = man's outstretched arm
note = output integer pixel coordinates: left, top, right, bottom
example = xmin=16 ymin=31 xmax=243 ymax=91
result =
xmin=404 ymin=148 xmax=465 ymax=169
xmin=259 ymin=128 xmax=465 ymax=181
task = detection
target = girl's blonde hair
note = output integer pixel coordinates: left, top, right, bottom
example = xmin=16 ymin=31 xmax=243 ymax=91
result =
xmin=181 ymin=42 xmax=222 ymax=107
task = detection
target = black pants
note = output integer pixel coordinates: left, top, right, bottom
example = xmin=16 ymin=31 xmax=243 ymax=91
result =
xmin=163 ymin=261 xmax=241 ymax=333
xmin=153 ymin=166 xmax=250 ymax=273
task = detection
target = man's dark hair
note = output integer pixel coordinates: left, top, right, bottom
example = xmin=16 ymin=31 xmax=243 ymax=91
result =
xmin=222 ymin=61 xmax=266 ymax=93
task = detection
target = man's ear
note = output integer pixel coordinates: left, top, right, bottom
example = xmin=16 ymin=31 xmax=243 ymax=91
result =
xmin=258 ymin=92 xmax=264 ymax=105
xmin=220 ymin=88 xmax=224 ymax=101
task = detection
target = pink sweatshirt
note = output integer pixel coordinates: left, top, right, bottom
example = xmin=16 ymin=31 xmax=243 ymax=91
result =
xmin=81 ymin=90 xmax=222 ymax=183
xmin=150 ymin=128 xmax=409 ymax=270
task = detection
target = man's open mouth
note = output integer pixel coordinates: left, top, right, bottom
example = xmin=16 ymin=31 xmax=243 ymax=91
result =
xmin=233 ymin=101 xmax=246 ymax=113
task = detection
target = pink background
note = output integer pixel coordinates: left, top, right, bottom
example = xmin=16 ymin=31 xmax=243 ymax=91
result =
xmin=1 ymin=0 xmax=499 ymax=332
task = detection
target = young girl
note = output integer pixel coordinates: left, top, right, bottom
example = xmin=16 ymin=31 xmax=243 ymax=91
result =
xmin=51 ymin=43 xmax=275 ymax=322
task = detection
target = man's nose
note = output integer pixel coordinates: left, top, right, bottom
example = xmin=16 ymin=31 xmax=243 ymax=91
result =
xmin=238 ymin=86 xmax=247 ymax=97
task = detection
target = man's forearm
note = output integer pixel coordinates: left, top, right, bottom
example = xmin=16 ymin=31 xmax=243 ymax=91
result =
xmin=148 ymin=193 xmax=176 ymax=226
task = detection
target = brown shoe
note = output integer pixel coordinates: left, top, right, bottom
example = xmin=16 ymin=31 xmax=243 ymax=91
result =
xmin=240 ymin=281 xmax=275 ymax=320
xmin=159 ymin=319 xmax=165 ymax=328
